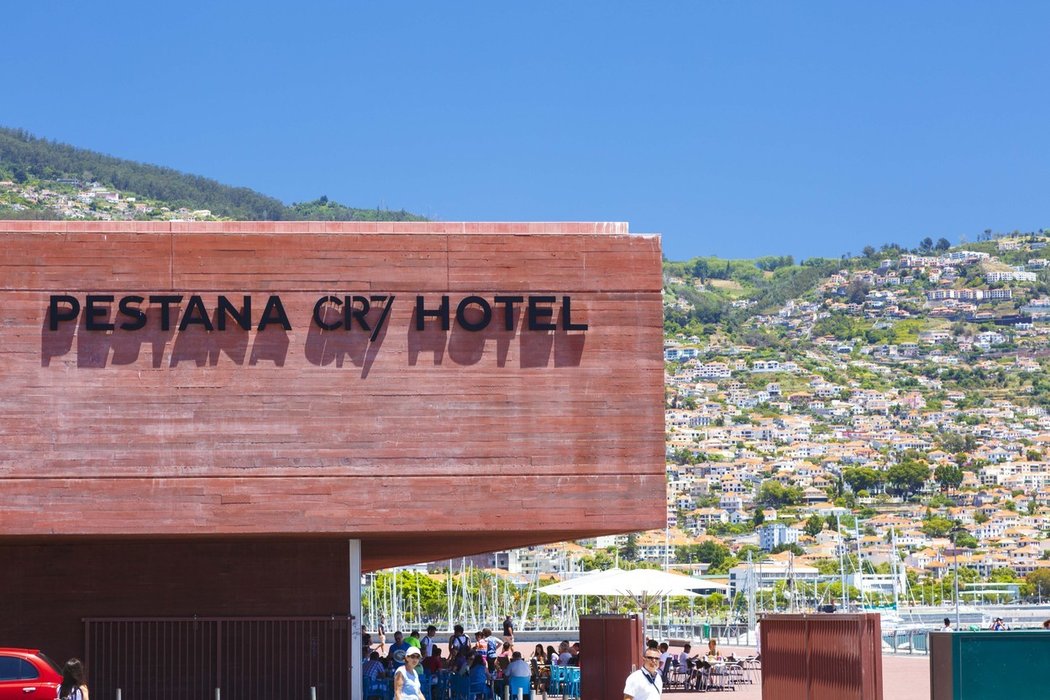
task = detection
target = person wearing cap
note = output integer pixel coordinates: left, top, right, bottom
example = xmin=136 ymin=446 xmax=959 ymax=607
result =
xmin=624 ymin=645 xmax=663 ymax=700
xmin=394 ymin=646 xmax=423 ymax=700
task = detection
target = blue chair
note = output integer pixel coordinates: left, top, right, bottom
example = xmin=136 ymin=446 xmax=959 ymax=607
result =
xmin=562 ymin=668 xmax=580 ymax=699
xmin=468 ymin=680 xmax=492 ymax=700
xmin=450 ymin=674 xmax=471 ymax=700
xmin=364 ymin=677 xmax=392 ymax=700
xmin=433 ymin=671 xmax=451 ymax=700
xmin=508 ymin=676 xmax=531 ymax=700
xmin=547 ymin=665 xmax=565 ymax=695
xmin=419 ymin=669 xmax=432 ymax=700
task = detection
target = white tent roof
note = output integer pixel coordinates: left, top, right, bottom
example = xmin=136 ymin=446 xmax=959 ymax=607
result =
xmin=540 ymin=567 xmax=728 ymax=599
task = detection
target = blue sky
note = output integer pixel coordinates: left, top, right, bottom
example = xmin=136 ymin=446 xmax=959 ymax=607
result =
xmin=6 ymin=2 xmax=1048 ymax=261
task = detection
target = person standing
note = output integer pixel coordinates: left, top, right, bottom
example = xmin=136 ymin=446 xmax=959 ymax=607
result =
xmin=502 ymin=614 xmax=514 ymax=644
xmin=59 ymin=658 xmax=90 ymax=700
xmin=449 ymin=624 xmax=470 ymax=656
xmin=623 ymin=648 xmax=662 ymax=700
xmin=421 ymin=625 xmax=439 ymax=658
xmin=941 ymin=618 xmax=953 ymax=632
xmin=393 ymin=647 xmax=423 ymax=700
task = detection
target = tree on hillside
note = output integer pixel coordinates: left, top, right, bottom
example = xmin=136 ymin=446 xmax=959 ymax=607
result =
xmin=620 ymin=533 xmax=639 ymax=561
xmin=757 ymin=480 xmax=804 ymax=507
xmin=934 ymin=464 xmax=964 ymax=492
xmin=920 ymin=516 xmax=955 ymax=538
xmin=843 ymin=467 xmax=884 ymax=494
xmin=846 ymin=278 xmax=871 ymax=304
xmin=676 ymin=541 xmax=731 ymax=568
xmin=885 ymin=459 xmax=930 ymax=499
xmin=804 ymin=515 xmax=825 ymax=537
xmin=1024 ymin=569 xmax=1050 ymax=599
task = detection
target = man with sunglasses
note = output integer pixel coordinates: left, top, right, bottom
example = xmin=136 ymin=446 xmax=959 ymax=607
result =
xmin=623 ymin=648 xmax=663 ymax=700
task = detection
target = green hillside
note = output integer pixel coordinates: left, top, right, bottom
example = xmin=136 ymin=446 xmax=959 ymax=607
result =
xmin=0 ymin=127 xmax=424 ymax=222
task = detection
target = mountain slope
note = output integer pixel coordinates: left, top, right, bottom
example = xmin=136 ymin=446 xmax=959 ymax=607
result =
xmin=0 ymin=126 xmax=424 ymax=222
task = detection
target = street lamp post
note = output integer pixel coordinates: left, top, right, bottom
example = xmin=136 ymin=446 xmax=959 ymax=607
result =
xmin=951 ymin=526 xmax=965 ymax=629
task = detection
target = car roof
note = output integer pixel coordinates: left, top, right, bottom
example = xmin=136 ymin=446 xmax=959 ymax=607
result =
xmin=0 ymin=648 xmax=42 ymax=654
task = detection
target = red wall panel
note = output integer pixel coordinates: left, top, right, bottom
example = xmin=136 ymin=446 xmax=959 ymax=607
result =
xmin=0 ymin=221 xmax=665 ymax=568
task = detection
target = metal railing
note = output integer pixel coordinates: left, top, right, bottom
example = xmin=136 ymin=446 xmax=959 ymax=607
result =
xmin=882 ymin=629 xmax=930 ymax=655
xmin=84 ymin=616 xmax=353 ymax=700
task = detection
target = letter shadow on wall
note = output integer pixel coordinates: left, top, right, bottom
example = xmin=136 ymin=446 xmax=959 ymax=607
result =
xmin=170 ymin=317 xmax=257 ymax=367
xmin=518 ymin=307 xmax=586 ymax=368
xmin=41 ymin=307 xmax=179 ymax=368
xmin=303 ymin=302 xmax=388 ymax=377
xmin=520 ymin=329 xmax=588 ymax=369
xmin=407 ymin=306 xmax=585 ymax=367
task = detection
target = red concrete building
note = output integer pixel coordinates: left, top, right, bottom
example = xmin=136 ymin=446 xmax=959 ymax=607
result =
xmin=0 ymin=221 xmax=664 ymax=699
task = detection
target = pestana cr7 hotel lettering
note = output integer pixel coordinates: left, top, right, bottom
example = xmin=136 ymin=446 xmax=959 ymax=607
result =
xmin=47 ymin=293 xmax=589 ymax=333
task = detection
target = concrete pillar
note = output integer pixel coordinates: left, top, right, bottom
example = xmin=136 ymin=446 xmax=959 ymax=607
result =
xmin=350 ymin=540 xmax=363 ymax=700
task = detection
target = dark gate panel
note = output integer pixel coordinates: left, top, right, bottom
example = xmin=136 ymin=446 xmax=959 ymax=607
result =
xmin=84 ymin=617 xmax=353 ymax=700
xmin=761 ymin=613 xmax=883 ymax=700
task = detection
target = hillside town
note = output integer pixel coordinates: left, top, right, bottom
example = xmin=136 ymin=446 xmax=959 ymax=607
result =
xmin=5 ymin=174 xmax=1050 ymax=611
xmin=0 ymin=178 xmax=222 ymax=221
xmin=457 ymin=234 xmax=1050 ymax=611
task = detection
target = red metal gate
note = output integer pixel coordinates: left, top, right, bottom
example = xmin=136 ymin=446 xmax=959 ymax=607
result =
xmin=761 ymin=613 xmax=883 ymax=700
xmin=84 ymin=616 xmax=354 ymax=700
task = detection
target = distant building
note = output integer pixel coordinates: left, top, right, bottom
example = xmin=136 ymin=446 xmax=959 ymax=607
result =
xmin=727 ymin=559 xmax=820 ymax=597
xmin=758 ymin=523 xmax=800 ymax=551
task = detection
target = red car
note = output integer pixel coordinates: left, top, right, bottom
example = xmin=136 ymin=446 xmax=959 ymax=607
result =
xmin=0 ymin=648 xmax=62 ymax=699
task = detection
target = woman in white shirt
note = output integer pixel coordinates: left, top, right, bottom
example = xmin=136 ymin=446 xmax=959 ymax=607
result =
xmin=394 ymin=647 xmax=424 ymax=700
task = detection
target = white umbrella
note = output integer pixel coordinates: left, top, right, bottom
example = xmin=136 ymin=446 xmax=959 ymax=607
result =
xmin=541 ymin=567 xmax=728 ymax=611
xmin=538 ymin=567 xmax=628 ymax=595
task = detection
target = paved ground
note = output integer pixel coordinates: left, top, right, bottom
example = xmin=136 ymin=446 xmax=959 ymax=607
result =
xmin=659 ymin=646 xmax=931 ymax=700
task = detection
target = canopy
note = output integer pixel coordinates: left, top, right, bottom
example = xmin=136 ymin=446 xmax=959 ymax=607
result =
xmin=539 ymin=567 xmax=728 ymax=610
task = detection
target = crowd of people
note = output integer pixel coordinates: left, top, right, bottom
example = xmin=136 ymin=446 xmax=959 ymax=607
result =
xmin=362 ymin=616 xmax=581 ymax=698
xmin=647 ymin=637 xmax=739 ymax=691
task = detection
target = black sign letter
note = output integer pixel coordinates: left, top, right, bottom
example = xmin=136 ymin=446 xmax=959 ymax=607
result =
xmin=85 ymin=295 xmax=115 ymax=331
xmin=118 ymin=295 xmax=147 ymax=331
xmin=48 ymin=295 xmax=80 ymax=331
xmin=561 ymin=295 xmax=588 ymax=331
xmin=494 ymin=295 xmax=524 ymax=331
xmin=527 ymin=296 xmax=557 ymax=331
xmin=415 ymin=295 xmax=450 ymax=331
xmin=257 ymin=295 xmax=292 ymax=331
xmin=456 ymin=296 xmax=492 ymax=331
xmin=149 ymin=295 xmax=184 ymax=331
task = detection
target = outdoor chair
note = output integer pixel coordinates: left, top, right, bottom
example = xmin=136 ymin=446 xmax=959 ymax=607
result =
xmin=561 ymin=667 xmax=580 ymax=698
xmin=450 ymin=674 xmax=471 ymax=700
xmin=664 ymin=663 xmax=691 ymax=692
xmin=468 ymin=679 xmax=492 ymax=700
xmin=706 ymin=663 xmax=735 ymax=692
xmin=364 ymin=676 xmax=392 ymax=700
xmin=547 ymin=665 xmax=567 ymax=695
xmin=509 ymin=676 xmax=532 ymax=700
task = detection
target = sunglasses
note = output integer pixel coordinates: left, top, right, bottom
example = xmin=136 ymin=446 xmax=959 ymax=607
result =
xmin=644 ymin=656 xmax=661 ymax=661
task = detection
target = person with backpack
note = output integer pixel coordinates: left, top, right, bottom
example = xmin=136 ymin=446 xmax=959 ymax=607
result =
xmin=449 ymin=623 xmax=470 ymax=657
